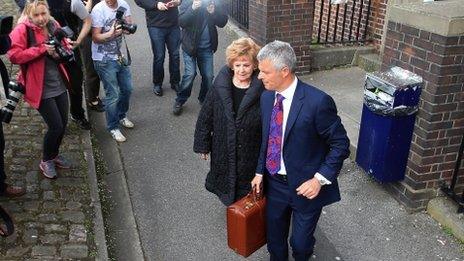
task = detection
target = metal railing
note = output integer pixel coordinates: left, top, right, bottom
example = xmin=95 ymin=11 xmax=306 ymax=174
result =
xmin=312 ymin=0 xmax=373 ymax=45
xmin=225 ymin=0 xmax=249 ymax=30
xmin=442 ymin=134 xmax=464 ymax=213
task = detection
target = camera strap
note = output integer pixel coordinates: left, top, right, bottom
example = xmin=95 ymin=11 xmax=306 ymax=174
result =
xmin=118 ymin=34 xmax=131 ymax=66
xmin=0 ymin=205 xmax=14 ymax=237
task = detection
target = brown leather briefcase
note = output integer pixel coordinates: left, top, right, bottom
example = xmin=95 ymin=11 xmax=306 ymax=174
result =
xmin=227 ymin=189 xmax=266 ymax=257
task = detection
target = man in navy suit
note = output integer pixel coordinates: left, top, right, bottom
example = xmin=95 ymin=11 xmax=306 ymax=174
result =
xmin=251 ymin=41 xmax=350 ymax=261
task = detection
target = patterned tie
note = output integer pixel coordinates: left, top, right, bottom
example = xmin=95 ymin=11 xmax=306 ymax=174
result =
xmin=266 ymin=94 xmax=285 ymax=175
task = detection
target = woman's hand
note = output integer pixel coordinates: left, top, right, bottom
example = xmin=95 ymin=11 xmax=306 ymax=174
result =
xmin=200 ymin=153 xmax=209 ymax=160
xmin=44 ymin=43 xmax=58 ymax=58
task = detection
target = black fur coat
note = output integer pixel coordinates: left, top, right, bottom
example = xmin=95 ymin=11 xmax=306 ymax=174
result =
xmin=193 ymin=66 xmax=264 ymax=206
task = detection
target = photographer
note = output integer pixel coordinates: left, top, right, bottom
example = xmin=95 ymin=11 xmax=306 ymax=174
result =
xmin=0 ymin=70 xmax=26 ymax=197
xmin=91 ymin=0 xmax=135 ymax=142
xmin=8 ymin=0 xmax=73 ymax=179
xmin=172 ymin=0 xmax=227 ymax=115
xmin=15 ymin=0 xmax=93 ymax=130
xmin=80 ymin=0 xmax=105 ymax=112
xmin=135 ymin=0 xmax=181 ymax=96
xmin=49 ymin=0 xmax=93 ymax=130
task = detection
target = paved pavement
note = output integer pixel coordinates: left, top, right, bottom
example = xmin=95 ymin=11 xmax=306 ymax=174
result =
xmin=93 ymin=1 xmax=464 ymax=260
xmin=0 ymin=1 xmax=107 ymax=259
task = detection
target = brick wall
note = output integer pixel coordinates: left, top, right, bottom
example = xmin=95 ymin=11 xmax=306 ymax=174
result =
xmin=382 ymin=21 xmax=464 ymax=210
xmin=312 ymin=0 xmax=387 ymax=48
xmin=249 ymin=0 xmax=314 ymax=74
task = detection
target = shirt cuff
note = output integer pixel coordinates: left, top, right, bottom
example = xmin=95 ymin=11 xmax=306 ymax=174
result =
xmin=255 ymin=173 xmax=263 ymax=177
xmin=314 ymin=172 xmax=331 ymax=186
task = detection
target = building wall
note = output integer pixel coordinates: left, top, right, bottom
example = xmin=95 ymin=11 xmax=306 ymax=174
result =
xmin=382 ymin=20 xmax=464 ymax=210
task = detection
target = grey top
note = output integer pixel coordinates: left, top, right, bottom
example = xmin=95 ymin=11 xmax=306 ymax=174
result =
xmin=42 ymin=56 xmax=66 ymax=100
xmin=71 ymin=0 xmax=90 ymax=20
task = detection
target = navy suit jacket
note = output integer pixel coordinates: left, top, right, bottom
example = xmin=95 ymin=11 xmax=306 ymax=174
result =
xmin=257 ymin=79 xmax=350 ymax=212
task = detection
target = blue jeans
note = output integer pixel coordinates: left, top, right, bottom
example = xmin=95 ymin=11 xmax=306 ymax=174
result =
xmin=93 ymin=60 xmax=133 ymax=131
xmin=148 ymin=26 xmax=180 ymax=87
xmin=176 ymin=48 xmax=214 ymax=105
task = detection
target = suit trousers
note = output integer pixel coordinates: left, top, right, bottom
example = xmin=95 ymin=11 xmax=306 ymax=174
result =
xmin=266 ymin=174 xmax=322 ymax=261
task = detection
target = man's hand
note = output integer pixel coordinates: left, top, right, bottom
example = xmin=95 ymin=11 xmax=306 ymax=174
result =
xmin=170 ymin=0 xmax=181 ymax=7
xmin=206 ymin=2 xmax=215 ymax=14
xmin=296 ymin=177 xmax=321 ymax=199
xmin=251 ymin=175 xmax=263 ymax=194
xmin=108 ymin=22 xmax=122 ymax=39
xmin=68 ymin=39 xmax=81 ymax=49
xmin=192 ymin=0 xmax=201 ymax=10
xmin=83 ymin=0 xmax=92 ymax=12
xmin=157 ymin=1 xmax=168 ymax=10
xmin=199 ymin=153 xmax=209 ymax=160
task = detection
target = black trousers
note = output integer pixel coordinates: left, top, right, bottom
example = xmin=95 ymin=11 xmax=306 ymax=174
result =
xmin=63 ymin=48 xmax=85 ymax=120
xmin=79 ymin=34 xmax=101 ymax=102
xmin=38 ymin=92 xmax=69 ymax=161
xmin=0 ymin=122 xmax=6 ymax=194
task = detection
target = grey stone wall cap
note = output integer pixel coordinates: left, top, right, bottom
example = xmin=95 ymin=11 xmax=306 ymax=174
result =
xmin=389 ymin=0 xmax=464 ymax=36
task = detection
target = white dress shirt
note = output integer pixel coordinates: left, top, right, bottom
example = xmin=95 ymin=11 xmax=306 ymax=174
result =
xmin=258 ymin=77 xmax=331 ymax=186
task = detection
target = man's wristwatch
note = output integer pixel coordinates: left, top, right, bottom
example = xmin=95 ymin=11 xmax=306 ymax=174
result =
xmin=315 ymin=175 xmax=328 ymax=186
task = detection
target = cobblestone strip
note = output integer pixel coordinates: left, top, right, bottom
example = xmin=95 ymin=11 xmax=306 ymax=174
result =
xmin=0 ymin=1 xmax=100 ymax=259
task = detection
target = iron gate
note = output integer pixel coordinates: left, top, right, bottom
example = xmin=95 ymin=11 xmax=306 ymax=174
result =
xmin=312 ymin=0 xmax=373 ymax=45
xmin=225 ymin=0 xmax=249 ymax=30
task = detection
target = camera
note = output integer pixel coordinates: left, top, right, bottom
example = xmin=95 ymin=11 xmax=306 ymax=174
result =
xmin=0 ymin=16 xmax=13 ymax=55
xmin=45 ymin=26 xmax=75 ymax=63
xmin=0 ymin=81 xmax=25 ymax=124
xmin=115 ymin=6 xmax=137 ymax=34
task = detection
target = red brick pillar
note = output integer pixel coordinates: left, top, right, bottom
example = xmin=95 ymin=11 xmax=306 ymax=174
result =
xmin=248 ymin=0 xmax=315 ymax=74
xmin=381 ymin=1 xmax=464 ymax=210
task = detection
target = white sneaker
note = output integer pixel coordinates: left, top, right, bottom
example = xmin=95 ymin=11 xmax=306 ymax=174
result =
xmin=110 ymin=129 xmax=126 ymax=142
xmin=119 ymin=117 xmax=134 ymax=128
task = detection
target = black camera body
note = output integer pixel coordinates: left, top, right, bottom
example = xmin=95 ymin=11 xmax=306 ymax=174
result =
xmin=45 ymin=26 xmax=75 ymax=63
xmin=115 ymin=7 xmax=137 ymax=34
xmin=0 ymin=16 xmax=13 ymax=55
xmin=1 ymin=81 xmax=25 ymax=124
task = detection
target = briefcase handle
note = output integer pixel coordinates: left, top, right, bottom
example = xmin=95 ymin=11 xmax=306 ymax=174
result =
xmin=243 ymin=186 xmax=264 ymax=210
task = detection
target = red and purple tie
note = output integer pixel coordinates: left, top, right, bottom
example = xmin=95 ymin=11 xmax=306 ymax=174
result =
xmin=266 ymin=94 xmax=285 ymax=175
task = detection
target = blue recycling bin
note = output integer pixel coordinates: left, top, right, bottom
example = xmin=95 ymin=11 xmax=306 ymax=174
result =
xmin=356 ymin=67 xmax=423 ymax=182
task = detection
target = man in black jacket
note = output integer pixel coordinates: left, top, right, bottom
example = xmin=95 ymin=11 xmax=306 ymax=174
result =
xmin=135 ymin=0 xmax=181 ymax=97
xmin=172 ymin=0 xmax=227 ymax=115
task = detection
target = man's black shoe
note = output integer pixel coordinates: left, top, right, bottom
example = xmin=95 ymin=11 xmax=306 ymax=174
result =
xmin=171 ymin=83 xmax=179 ymax=92
xmin=153 ymin=85 xmax=163 ymax=96
xmin=88 ymin=98 xmax=104 ymax=112
xmin=173 ymin=102 xmax=183 ymax=116
xmin=71 ymin=116 xmax=91 ymax=130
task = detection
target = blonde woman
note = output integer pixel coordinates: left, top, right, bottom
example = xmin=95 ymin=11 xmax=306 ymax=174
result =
xmin=194 ymin=38 xmax=263 ymax=206
xmin=8 ymin=0 xmax=72 ymax=179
